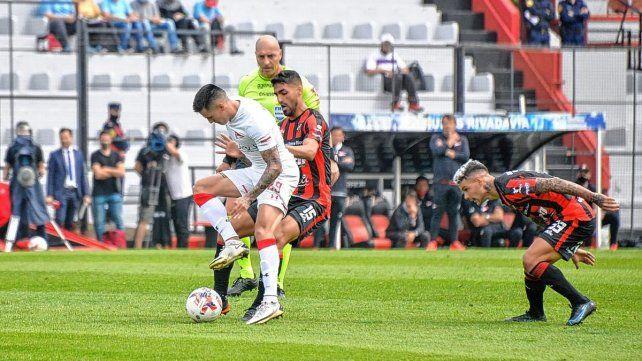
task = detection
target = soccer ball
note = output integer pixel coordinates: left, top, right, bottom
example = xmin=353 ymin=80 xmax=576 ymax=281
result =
xmin=185 ymin=287 xmax=223 ymax=322
xmin=28 ymin=237 xmax=48 ymax=252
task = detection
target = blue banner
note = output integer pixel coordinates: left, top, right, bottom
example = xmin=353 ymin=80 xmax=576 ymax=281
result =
xmin=330 ymin=112 xmax=606 ymax=132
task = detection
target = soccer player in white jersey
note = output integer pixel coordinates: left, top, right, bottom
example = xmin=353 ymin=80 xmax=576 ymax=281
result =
xmin=192 ymin=84 xmax=299 ymax=325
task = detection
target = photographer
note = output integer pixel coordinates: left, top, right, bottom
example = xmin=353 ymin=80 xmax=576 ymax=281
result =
xmin=2 ymin=122 xmax=48 ymax=251
xmin=102 ymin=102 xmax=129 ymax=156
xmin=165 ymin=134 xmax=193 ymax=248
xmin=133 ymin=122 xmax=172 ymax=249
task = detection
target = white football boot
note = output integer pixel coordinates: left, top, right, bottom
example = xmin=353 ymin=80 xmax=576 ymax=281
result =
xmin=208 ymin=239 xmax=249 ymax=270
xmin=245 ymin=299 xmax=283 ymax=325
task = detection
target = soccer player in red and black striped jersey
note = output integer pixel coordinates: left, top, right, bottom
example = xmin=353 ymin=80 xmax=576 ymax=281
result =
xmin=454 ymin=160 xmax=619 ymax=326
xmin=212 ymin=70 xmax=335 ymax=321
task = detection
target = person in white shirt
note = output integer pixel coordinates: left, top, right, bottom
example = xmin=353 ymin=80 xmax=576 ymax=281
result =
xmin=164 ymin=134 xmax=192 ymax=248
xmin=365 ymin=33 xmax=423 ymax=113
xmin=192 ymin=84 xmax=299 ymax=325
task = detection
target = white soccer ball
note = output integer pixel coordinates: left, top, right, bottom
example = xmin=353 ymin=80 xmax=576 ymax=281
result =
xmin=28 ymin=236 xmax=48 ymax=252
xmin=185 ymin=287 xmax=223 ymax=323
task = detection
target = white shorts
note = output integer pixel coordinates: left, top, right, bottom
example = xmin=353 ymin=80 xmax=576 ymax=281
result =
xmin=222 ymin=166 xmax=299 ymax=215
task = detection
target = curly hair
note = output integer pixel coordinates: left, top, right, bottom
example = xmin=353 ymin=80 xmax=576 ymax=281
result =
xmin=453 ymin=159 xmax=488 ymax=185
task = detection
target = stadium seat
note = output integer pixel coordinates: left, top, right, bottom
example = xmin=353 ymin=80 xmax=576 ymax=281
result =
xmin=125 ymin=128 xmax=145 ymax=140
xmin=121 ymin=74 xmax=143 ymax=91
xmin=59 ymin=73 xmax=76 ymax=91
xmin=265 ymin=22 xmax=285 ymax=40
xmin=234 ymin=21 xmax=255 ymax=32
xmin=35 ymin=128 xmax=56 ymax=146
xmin=22 ymin=17 xmax=47 ymax=36
xmin=604 ymin=127 xmax=626 ymax=146
xmin=181 ymin=74 xmax=201 ymax=90
xmin=342 ymin=215 xmax=370 ymax=245
xmin=0 ymin=73 xmax=19 ymax=90
xmin=91 ymin=74 xmax=112 ymax=90
xmin=184 ymin=129 xmax=206 ymax=145
xmin=434 ymin=22 xmax=459 ymax=44
xmin=380 ymin=23 xmax=402 ymax=41
xmin=423 ymin=74 xmax=435 ymax=92
xmin=2 ymin=129 xmax=12 ymax=144
xmin=356 ymin=72 xmax=379 ymax=92
xmin=294 ymin=22 xmax=316 ymax=40
xmin=151 ymin=74 xmax=171 ymax=90
xmin=305 ymin=73 xmax=320 ymax=89
xmin=213 ymin=74 xmax=233 ymax=89
xmin=441 ymin=75 xmax=453 ymax=92
xmin=407 ymin=23 xmax=430 ymax=41
xmin=323 ymin=22 xmax=344 ymax=40
xmin=0 ymin=16 xmax=16 ymax=35
xmin=470 ymin=73 xmax=492 ymax=93
xmin=298 ymin=235 xmax=314 ymax=248
xmin=331 ymin=73 xmax=352 ymax=91
xmin=28 ymin=73 xmax=50 ymax=91
xmin=370 ymin=214 xmax=389 ymax=239
xmin=352 ymin=22 xmax=374 ymax=40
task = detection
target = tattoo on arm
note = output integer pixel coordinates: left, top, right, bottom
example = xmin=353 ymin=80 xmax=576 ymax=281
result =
xmin=534 ymin=177 xmax=603 ymax=205
xmin=239 ymin=155 xmax=252 ymax=167
xmin=247 ymin=146 xmax=282 ymax=201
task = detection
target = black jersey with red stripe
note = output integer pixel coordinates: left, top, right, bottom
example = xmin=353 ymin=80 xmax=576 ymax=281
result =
xmin=494 ymin=170 xmax=595 ymax=227
xmin=279 ymin=108 xmax=332 ymax=210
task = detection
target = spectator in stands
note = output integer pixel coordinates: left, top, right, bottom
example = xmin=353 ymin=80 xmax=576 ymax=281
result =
xmin=133 ymin=122 xmax=171 ymax=249
xmin=158 ymin=0 xmax=207 ymax=53
xmin=40 ymin=0 xmax=76 ymax=52
xmin=77 ymin=0 xmax=117 ymax=52
xmin=460 ymin=199 xmax=521 ymax=247
xmin=193 ymin=0 xmax=241 ymax=54
xmin=363 ymin=185 xmax=390 ymax=218
xmin=523 ymin=0 xmax=555 ymax=46
xmin=101 ymin=0 xmax=149 ymax=52
xmin=90 ymin=131 xmax=125 ymax=242
xmin=509 ymin=211 xmax=538 ymax=248
xmin=165 ymin=134 xmax=192 ymax=248
xmin=414 ymin=176 xmax=433 ymax=232
xmin=575 ymin=164 xmax=620 ymax=250
xmin=365 ymin=33 xmax=423 ymax=113
xmin=386 ymin=190 xmax=430 ymax=248
xmin=428 ymin=114 xmax=469 ymax=251
xmin=46 ymin=128 xmax=91 ymax=231
xmin=315 ymin=126 xmax=354 ymax=248
xmin=2 ymin=122 xmax=48 ymax=248
xmin=130 ymin=0 xmax=182 ymax=53
xmin=558 ymin=0 xmax=590 ymax=46
xmin=102 ymin=102 xmax=129 ymax=156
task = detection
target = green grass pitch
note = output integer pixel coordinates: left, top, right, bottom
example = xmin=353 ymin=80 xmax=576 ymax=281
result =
xmin=0 ymin=249 xmax=640 ymax=360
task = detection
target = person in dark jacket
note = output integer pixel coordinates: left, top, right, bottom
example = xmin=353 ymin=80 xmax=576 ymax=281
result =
xmin=157 ymin=0 xmax=206 ymax=52
xmin=428 ymin=114 xmax=469 ymax=251
xmin=558 ymin=0 xmax=589 ymax=46
xmin=314 ymin=126 xmax=354 ymax=248
xmin=523 ymin=0 xmax=555 ymax=46
xmin=386 ymin=190 xmax=430 ymax=248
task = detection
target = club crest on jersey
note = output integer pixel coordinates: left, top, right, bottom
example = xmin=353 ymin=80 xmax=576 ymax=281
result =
xmin=538 ymin=206 xmax=548 ymax=218
xmin=274 ymin=106 xmax=285 ymax=122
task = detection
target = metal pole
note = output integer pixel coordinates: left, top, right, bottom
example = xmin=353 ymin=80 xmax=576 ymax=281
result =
xmin=454 ymin=46 xmax=465 ymax=114
xmin=393 ymin=156 xmax=401 ymax=206
xmin=595 ymin=129 xmax=603 ymax=248
xmin=77 ymin=20 xmax=89 ymax=160
xmin=510 ymin=50 xmax=515 ymax=111
xmin=572 ymin=49 xmax=576 ymax=115
xmin=8 ymin=1 xmax=14 ymax=137
xmin=630 ymin=69 xmax=638 ymax=240
xmin=326 ymin=45 xmax=331 ymax=123
xmin=146 ymin=51 xmax=151 ymax=130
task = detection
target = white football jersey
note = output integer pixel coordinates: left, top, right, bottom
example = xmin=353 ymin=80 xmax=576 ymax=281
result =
xmin=226 ymin=97 xmax=297 ymax=173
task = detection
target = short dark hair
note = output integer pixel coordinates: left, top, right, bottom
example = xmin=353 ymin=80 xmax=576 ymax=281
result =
xmin=59 ymin=128 xmax=73 ymax=136
xmin=270 ymin=70 xmax=302 ymax=87
xmin=99 ymin=130 xmax=112 ymax=138
xmin=453 ymin=160 xmax=488 ymax=185
xmin=415 ymin=175 xmax=429 ymax=185
xmin=152 ymin=122 xmax=169 ymax=132
xmin=330 ymin=126 xmax=343 ymax=133
xmin=168 ymin=134 xmax=180 ymax=148
xmin=442 ymin=114 xmax=455 ymax=123
xmin=193 ymin=84 xmax=227 ymax=113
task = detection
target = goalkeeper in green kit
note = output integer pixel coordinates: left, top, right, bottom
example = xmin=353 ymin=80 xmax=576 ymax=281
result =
xmin=216 ymin=35 xmax=320 ymax=298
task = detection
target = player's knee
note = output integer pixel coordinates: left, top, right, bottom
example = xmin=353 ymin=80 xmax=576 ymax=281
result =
xmin=522 ymin=252 xmax=538 ymax=273
xmin=254 ymin=226 xmax=272 ymax=242
xmin=193 ymin=178 xmax=215 ymax=196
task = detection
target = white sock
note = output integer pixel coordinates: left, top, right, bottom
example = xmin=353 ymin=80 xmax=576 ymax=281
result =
xmin=258 ymin=239 xmax=279 ymax=302
xmin=200 ymin=197 xmax=238 ymax=242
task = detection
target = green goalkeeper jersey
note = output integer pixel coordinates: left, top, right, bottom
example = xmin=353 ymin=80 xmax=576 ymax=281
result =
xmin=237 ymin=66 xmax=320 ymax=123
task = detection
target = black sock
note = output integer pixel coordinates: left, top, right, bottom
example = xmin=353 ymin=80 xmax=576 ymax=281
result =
xmin=524 ymin=274 xmax=546 ymax=316
xmin=251 ymin=273 xmax=265 ymax=308
xmin=533 ymin=262 xmax=589 ymax=306
xmin=213 ymin=244 xmax=232 ymax=299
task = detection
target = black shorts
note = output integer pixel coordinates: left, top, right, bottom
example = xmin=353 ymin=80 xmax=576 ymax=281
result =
xmin=539 ymin=219 xmax=595 ymax=261
xmin=247 ymin=197 xmax=328 ymax=242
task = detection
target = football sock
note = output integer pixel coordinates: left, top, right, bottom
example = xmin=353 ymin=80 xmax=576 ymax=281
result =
xmin=237 ymin=237 xmax=255 ymax=279
xmin=213 ymin=243 xmax=232 ymax=298
xmin=277 ymin=243 xmax=292 ymax=290
xmin=524 ymin=273 xmax=546 ymax=316
xmin=257 ymin=238 xmax=279 ymax=302
xmin=531 ymin=262 xmax=589 ymax=306
xmin=252 ymin=277 xmax=265 ymax=308
xmin=194 ymin=194 xmax=238 ymax=242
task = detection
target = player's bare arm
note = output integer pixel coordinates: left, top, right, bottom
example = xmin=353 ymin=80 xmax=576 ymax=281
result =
xmin=214 ymin=133 xmax=252 ymax=166
xmin=285 ymin=138 xmax=319 ymax=161
xmin=533 ymin=177 xmax=619 ymax=212
xmin=230 ymin=146 xmax=282 ymax=217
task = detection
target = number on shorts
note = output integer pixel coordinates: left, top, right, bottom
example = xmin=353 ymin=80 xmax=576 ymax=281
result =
xmin=545 ymin=220 xmax=567 ymax=236
xmin=299 ymin=205 xmax=317 ymax=222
